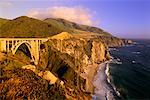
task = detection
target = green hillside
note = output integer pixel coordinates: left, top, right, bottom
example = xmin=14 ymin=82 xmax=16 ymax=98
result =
xmin=0 ymin=18 xmax=10 ymax=28
xmin=0 ymin=16 xmax=111 ymax=38
xmin=0 ymin=16 xmax=64 ymax=37
xmin=44 ymin=18 xmax=111 ymax=36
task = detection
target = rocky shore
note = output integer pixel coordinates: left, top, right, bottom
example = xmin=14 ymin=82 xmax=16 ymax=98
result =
xmin=93 ymin=61 xmax=115 ymax=100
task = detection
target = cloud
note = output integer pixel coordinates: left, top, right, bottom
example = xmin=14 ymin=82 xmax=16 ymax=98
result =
xmin=26 ymin=6 xmax=97 ymax=25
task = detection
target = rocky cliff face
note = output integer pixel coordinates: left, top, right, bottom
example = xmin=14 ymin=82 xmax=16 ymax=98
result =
xmin=94 ymin=36 xmax=125 ymax=47
xmin=38 ymin=36 xmax=110 ymax=98
xmin=91 ymin=40 xmax=110 ymax=63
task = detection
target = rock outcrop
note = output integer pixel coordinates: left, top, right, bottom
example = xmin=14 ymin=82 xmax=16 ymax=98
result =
xmin=38 ymin=35 xmax=110 ymax=97
xmin=38 ymin=71 xmax=58 ymax=84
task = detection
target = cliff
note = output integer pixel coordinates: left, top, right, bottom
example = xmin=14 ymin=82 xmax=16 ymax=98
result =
xmin=0 ymin=30 xmax=123 ymax=99
xmin=37 ymin=33 xmax=110 ymax=98
xmin=0 ymin=16 xmax=132 ymax=99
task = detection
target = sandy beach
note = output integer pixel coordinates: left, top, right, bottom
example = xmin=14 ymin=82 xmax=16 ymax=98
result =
xmin=93 ymin=61 xmax=115 ymax=100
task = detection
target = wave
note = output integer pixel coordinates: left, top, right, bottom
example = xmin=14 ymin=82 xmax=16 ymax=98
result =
xmin=93 ymin=60 xmax=121 ymax=100
xmin=93 ymin=61 xmax=114 ymax=100
xmin=105 ymin=62 xmax=121 ymax=97
xmin=132 ymin=51 xmax=141 ymax=54
xmin=110 ymin=58 xmax=122 ymax=65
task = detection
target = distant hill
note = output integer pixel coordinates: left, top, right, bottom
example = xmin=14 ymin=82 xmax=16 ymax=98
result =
xmin=44 ymin=18 xmax=111 ymax=36
xmin=0 ymin=16 xmax=111 ymax=38
xmin=0 ymin=18 xmax=10 ymax=28
xmin=0 ymin=16 xmax=64 ymax=37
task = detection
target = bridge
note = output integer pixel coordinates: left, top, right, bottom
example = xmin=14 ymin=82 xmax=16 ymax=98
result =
xmin=0 ymin=38 xmax=48 ymax=65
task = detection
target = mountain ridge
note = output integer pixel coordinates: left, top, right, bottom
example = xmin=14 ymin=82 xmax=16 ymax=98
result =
xmin=0 ymin=16 xmax=111 ymax=37
xmin=44 ymin=18 xmax=111 ymax=36
xmin=0 ymin=16 xmax=129 ymax=47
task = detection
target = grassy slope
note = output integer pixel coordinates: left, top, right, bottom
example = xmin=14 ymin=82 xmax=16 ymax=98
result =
xmin=0 ymin=16 xmax=63 ymax=37
xmin=0 ymin=16 xmax=112 ymax=38
xmin=0 ymin=18 xmax=10 ymax=28
xmin=0 ymin=68 xmax=66 ymax=99
xmin=0 ymin=16 xmax=82 ymax=38
xmin=44 ymin=18 xmax=113 ymax=40
xmin=0 ymin=16 xmax=125 ymax=47
xmin=44 ymin=18 xmax=111 ymax=36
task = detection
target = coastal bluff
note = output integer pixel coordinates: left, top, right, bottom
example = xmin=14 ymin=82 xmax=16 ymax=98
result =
xmin=0 ymin=31 xmax=130 ymax=99
xmin=0 ymin=16 xmax=132 ymax=99
xmin=38 ymin=32 xmax=110 ymax=97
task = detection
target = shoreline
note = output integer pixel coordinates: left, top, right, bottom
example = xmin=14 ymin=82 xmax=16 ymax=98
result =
xmin=92 ymin=60 xmax=116 ymax=100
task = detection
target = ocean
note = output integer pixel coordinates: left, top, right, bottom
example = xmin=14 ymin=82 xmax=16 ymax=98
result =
xmin=93 ymin=39 xmax=150 ymax=100
xmin=109 ymin=39 xmax=150 ymax=99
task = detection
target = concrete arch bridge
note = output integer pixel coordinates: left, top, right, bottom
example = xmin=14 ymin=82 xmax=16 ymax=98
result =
xmin=0 ymin=38 xmax=48 ymax=65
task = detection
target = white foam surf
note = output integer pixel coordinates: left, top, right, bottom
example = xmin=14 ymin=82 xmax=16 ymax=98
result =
xmin=93 ymin=60 xmax=121 ymax=100
xmin=93 ymin=61 xmax=115 ymax=100
xmin=105 ymin=62 xmax=121 ymax=97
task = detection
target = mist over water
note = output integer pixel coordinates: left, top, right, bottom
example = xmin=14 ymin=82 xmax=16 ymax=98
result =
xmin=109 ymin=39 xmax=150 ymax=99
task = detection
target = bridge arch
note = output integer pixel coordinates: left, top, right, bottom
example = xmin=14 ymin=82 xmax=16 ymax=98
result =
xmin=12 ymin=41 xmax=35 ymax=64
xmin=12 ymin=41 xmax=31 ymax=55
xmin=0 ymin=38 xmax=48 ymax=65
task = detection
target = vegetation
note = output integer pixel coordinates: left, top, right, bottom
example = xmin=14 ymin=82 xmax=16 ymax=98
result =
xmin=0 ymin=16 xmax=125 ymax=47
xmin=0 ymin=43 xmax=34 ymax=70
xmin=0 ymin=16 xmax=111 ymax=38
xmin=44 ymin=18 xmax=111 ymax=36
xmin=0 ymin=68 xmax=66 ymax=100
xmin=0 ymin=40 xmax=89 ymax=99
xmin=0 ymin=18 xmax=9 ymax=28
xmin=0 ymin=16 xmax=60 ymax=37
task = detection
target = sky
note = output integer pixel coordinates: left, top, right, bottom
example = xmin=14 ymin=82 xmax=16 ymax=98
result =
xmin=0 ymin=0 xmax=150 ymax=39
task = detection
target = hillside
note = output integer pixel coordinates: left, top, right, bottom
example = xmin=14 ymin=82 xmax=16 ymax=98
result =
xmin=44 ymin=18 xmax=111 ymax=36
xmin=0 ymin=16 xmax=111 ymax=38
xmin=0 ymin=16 xmax=130 ymax=48
xmin=0 ymin=18 xmax=10 ymax=28
xmin=0 ymin=16 xmax=63 ymax=37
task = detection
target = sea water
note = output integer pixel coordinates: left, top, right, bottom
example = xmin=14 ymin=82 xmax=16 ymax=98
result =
xmin=109 ymin=39 xmax=150 ymax=99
